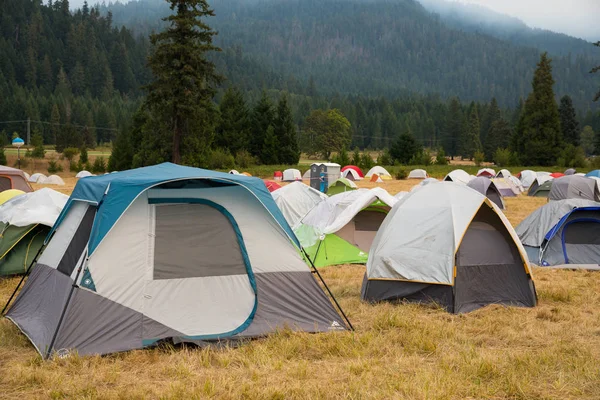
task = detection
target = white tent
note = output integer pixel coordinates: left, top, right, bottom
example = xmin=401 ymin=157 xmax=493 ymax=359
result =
xmin=477 ymin=168 xmax=496 ymax=177
xmin=76 ymin=170 xmax=94 ymax=178
xmin=408 ymin=169 xmax=428 ymax=179
xmin=271 ymin=181 xmax=327 ymax=229
xmin=342 ymin=168 xmax=362 ymax=181
xmin=23 ymin=172 xmax=30 ymax=181
xmin=537 ymin=171 xmax=551 ymax=177
xmin=362 ymin=182 xmax=537 ymax=313
xmin=37 ymin=175 xmax=65 ymax=185
xmin=519 ymin=170 xmax=537 ymax=188
xmin=365 ymin=166 xmax=392 ymax=180
xmin=492 ymin=178 xmax=519 ymax=197
xmin=394 ymin=191 xmax=408 ymax=200
xmin=228 ymin=169 xmax=240 ymax=175
xmin=282 ymin=168 xmax=302 ymax=182
xmin=0 ymin=188 xmax=68 ymax=227
xmin=28 ymin=173 xmax=47 ymax=183
xmin=496 ymin=169 xmax=511 ymax=178
xmin=443 ymin=169 xmax=473 ymax=185
xmin=507 ymin=176 xmax=524 ymax=193
xmin=302 ymin=169 xmax=311 ymax=180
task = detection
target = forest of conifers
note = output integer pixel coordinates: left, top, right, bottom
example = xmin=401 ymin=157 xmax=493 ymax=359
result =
xmin=1 ymin=0 xmax=600 ymax=159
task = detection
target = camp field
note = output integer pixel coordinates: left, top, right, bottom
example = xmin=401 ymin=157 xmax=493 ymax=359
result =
xmin=1 ymin=178 xmax=600 ymax=399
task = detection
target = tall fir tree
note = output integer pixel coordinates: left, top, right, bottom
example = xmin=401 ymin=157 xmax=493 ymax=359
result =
xmin=261 ymin=125 xmax=279 ymax=165
xmin=513 ymin=53 xmax=562 ymax=166
xmin=461 ymin=103 xmax=482 ymax=160
xmin=215 ymin=87 xmax=249 ymax=155
xmin=143 ymin=0 xmax=222 ymax=164
xmin=558 ymin=95 xmax=580 ymax=146
xmin=443 ymin=97 xmax=463 ymax=159
xmin=592 ymin=41 xmax=600 ymax=102
xmin=486 ymin=118 xmax=513 ymax=162
xmin=250 ymin=91 xmax=275 ymax=158
xmin=480 ymin=97 xmax=500 ymax=146
xmin=274 ymin=94 xmax=300 ymax=165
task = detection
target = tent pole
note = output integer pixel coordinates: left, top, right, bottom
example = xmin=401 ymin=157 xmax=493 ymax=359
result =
xmin=301 ymin=247 xmax=354 ymax=331
xmin=45 ymin=254 xmax=86 ymax=360
xmin=1 ymin=243 xmax=46 ymax=316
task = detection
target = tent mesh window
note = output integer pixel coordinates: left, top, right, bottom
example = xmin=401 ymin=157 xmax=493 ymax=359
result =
xmin=57 ymin=206 xmax=96 ymax=276
xmin=0 ymin=176 xmax=12 ymax=191
xmin=153 ymin=203 xmax=246 ymax=280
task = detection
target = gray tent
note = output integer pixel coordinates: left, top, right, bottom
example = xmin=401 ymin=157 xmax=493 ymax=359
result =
xmin=516 ymin=199 xmax=600 ymax=268
xmin=467 ymin=177 xmax=505 ymax=209
xmin=548 ymin=176 xmax=600 ymax=202
xmin=361 ymin=183 xmax=537 ymax=314
xmin=564 ymin=168 xmax=576 ymax=175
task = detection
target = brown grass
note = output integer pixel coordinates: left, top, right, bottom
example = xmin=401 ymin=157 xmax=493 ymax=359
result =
xmin=1 ymin=179 xmax=600 ymax=399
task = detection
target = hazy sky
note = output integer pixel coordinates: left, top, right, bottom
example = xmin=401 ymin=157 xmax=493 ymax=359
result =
xmin=454 ymin=0 xmax=600 ymax=40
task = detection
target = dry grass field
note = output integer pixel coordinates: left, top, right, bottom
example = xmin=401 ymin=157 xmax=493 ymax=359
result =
xmin=1 ymin=177 xmax=600 ymax=399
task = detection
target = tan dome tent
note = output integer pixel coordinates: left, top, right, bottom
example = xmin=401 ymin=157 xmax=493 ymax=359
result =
xmin=496 ymin=169 xmax=512 ymax=178
xmin=516 ymin=199 xmax=600 ymax=269
xmin=408 ymin=169 xmax=428 ymax=179
xmin=361 ymin=182 xmax=537 ymax=314
xmin=0 ymin=166 xmax=33 ymax=193
xmin=548 ymin=176 xmax=600 ymax=202
xmin=467 ymin=177 xmax=505 ymax=209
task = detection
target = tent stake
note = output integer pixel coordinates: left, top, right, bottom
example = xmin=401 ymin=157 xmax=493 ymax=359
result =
xmin=45 ymin=255 xmax=86 ymax=359
xmin=1 ymin=243 xmax=45 ymax=316
xmin=301 ymin=248 xmax=354 ymax=331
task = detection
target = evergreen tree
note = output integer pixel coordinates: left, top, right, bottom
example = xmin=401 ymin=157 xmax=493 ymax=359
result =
xmin=592 ymin=41 xmax=600 ymax=102
xmin=461 ymin=103 xmax=482 ymax=160
xmin=250 ymin=91 xmax=275 ymax=158
xmin=481 ymin=98 xmax=500 ymax=145
xmin=580 ymin=125 xmax=595 ymax=155
xmin=443 ymin=97 xmax=463 ymax=159
xmin=108 ymin=128 xmax=134 ymax=171
xmin=486 ymin=118 xmax=513 ymax=163
xmin=390 ymin=132 xmax=421 ymax=165
xmin=260 ymin=125 xmax=279 ymax=165
xmin=274 ymin=94 xmax=300 ymax=165
xmin=80 ymin=145 xmax=89 ymax=164
xmin=0 ymin=146 xmax=6 ymax=166
xmin=352 ymin=147 xmax=361 ymax=165
xmin=31 ymin=133 xmax=45 ymax=158
xmin=143 ymin=0 xmax=222 ymax=164
xmin=215 ymin=87 xmax=249 ymax=155
xmin=50 ymin=104 xmax=61 ymax=145
xmin=558 ymin=95 xmax=580 ymax=146
xmin=513 ymin=53 xmax=563 ymax=166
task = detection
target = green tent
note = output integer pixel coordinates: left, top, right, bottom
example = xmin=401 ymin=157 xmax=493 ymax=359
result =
xmin=327 ymin=178 xmax=357 ymax=196
xmin=531 ymin=180 xmax=553 ymax=198
xmin=0 ymin=222 xmax=47 ymax=276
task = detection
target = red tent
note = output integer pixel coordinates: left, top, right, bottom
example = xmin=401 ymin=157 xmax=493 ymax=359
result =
xmin=273 ymin=171 xmax=283 ymax=181
xmin=341 ymin=165 xmax=364 ymax=178
xmin=550 ymin=172 xmax=565 ymax=178
xmin=264 ymin=180 xmax=282 ymax=192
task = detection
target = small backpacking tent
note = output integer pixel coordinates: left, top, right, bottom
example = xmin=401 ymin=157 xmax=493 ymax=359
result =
xmin=38 ymin=175 xmax=65 ymax=185
xmin=342 ymin=168 xmax=362 ymax=181
xmin=0 ymin=188 xmax=68 ymax=276
xmin=408 ymin=169 xmax=428 ymax=179
xmin=548 ymin=176 xmax=600 ymax=202
xmin=4 ymin=163 xmax=348 ymax=359
xmin=327 ymin=178 xmax=358 ymax=196
xmin=365 ymin=166 xmax=392 ymax=180
xmin=228 ymin=170 xmax=240 ymax=175
xmin=507 ymin=176 xmax=525 ymax=193
xmin=467 ymin=177 xmax=505 ymax=209
xmin=341 ymin=165 xmax=364 ymax=179
xmin=370 ymin=174 xmax=384 ymax=183
xmin=0 ymin=189 xmax=24 ymax=206
xmin=564 ymin=168 xmax=576 ymax=175
xmin=361 ymin=182 xmax=537 ymax=314
xmin=282 ymin=169 xmax=302 ymax=182
xmin=527 ymin=176 xmax=553 ymax=196
xmin=496 ymin=169 xmax=511 ymax=178
xmin=76 ymin=171 xmax=94 ymax=178
xmin=492 ymin=178 xmax=518 ymax=197
xmin=550 ymin=172 xmax=565 ymax=178
xmin=477 ymin=168 xmax=496 ymax=178
xmin=273 ymin=171 xmax=283 ymax=181
xmin=272 ymin=181 xmax=328 ymax=229
xmin=586 ymin=170 xmax=600 ymax=178
xmin=443 ymin=169 xmax=472 ymax=185
xmin=263 ymin=180 xmax=282 ymax=193
xmin=516 ymin=199 xmax=600 ymax=268
xmin=28 ymin=173 xmax=47 ymax=183
xmin=0 ymin=166 xmax=33 ymax=192
xmin=295 ymin=188 xmax=397 ymax=267
xmin=531 ymin=180 xmax=553 ymax=197
xmin=519 ymin=170 xmax=537 ymax=188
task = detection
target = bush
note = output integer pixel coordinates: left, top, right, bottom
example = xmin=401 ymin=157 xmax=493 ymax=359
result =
xmin=91 ymin=157 xmax=107 ymax=174
xmin=207 ymin=148 xmax=235 ymax=170
xmin=80 ymin=146 xmax=88 ymax=164
xmin=435 ymin=148 xmax=448 ymax=165
xmin=559 ymin=145 xmax=587 ymax=168
xmin=234 ymin=150 xmax=255 ymax=168
xmin=474 ymin=150 xmax=485 ymax=167
xmin=47 ymin=160 xmax=63 ymax=173
xmin=70 ymin=160 xmax=83 ymax=172
xmin=395 ymin=168 xmax=407 ymax=180
xmin=13 ymin=157 xmax=29 ymax=168
xmin=409 ymin=149 xmax=432 ymax=166
xmin=351 ymin=147 xmax=361 ymax=165
xmin=63 ymin=147 xmax=79 ymax=162
xmin=493 ymin=148 xmax=512 ymax=167
xmin=31 ymin=133 xmax=45 ymax=158
xmin=0 ymin=147 xmax=6 ymax=165
xmin=377 ymin=150 xmax=393 ymax=166
xmin=359 ymin=153 xmax=375 ymax=170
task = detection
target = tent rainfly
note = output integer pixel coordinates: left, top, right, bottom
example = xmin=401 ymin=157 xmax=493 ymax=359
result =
xmin=0 ymin=188 xmax=68 ymax=276
xmin=496 ymin=169 xmax=511 ymax=178
xmin=0 ymin=166 xmax=33 ymax=193
xmin=477 ymin=168 xmax=496 ymax=178
xmin=443 ymin=169 xmax=472 ymax=185
xmin=272 ymin=181 xmax=328 ymax=229
xmin=519 ymin=170 xmax=537 ymax=188
xmin=516 ymin=199 xmax=600 ymax=268
xmin=550 ymin=172 xmax=565 ymax=178
xmin=408 ymin=169 xmax=428 ymax=179
xmin=4 ymin=163 xmax=348 ymax=359
xmin=527 ymin=176 xmax=553 ymax=196
xmin=361 ymin=182 xmax=537 ymax=313
xmin=295 ymin=188 xmax=397 ymax=267
xmin=282 ymin=169 xmax=302 ymax=182
xmin=548 ymin=176 xmax=600 ymax=202
xmin=342 ymin=168 xmax=362 ymax=181
xmin=341 ymin=165 xmax=364 ymax=179
xmin=467 ymin=177 xmax=505 ymax=209
xmin=327 ymin=178 xmax=358 ymax=196
xmin=365 ymin=166 xmax=392 ymax=180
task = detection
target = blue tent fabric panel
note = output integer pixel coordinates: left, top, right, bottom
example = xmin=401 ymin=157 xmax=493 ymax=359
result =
xmin=544 ymin=207 xmax=600 ymax=242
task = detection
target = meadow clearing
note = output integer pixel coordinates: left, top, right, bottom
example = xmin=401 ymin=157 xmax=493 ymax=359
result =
xmin=1 ymin=174 xmax=599 ymax=399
